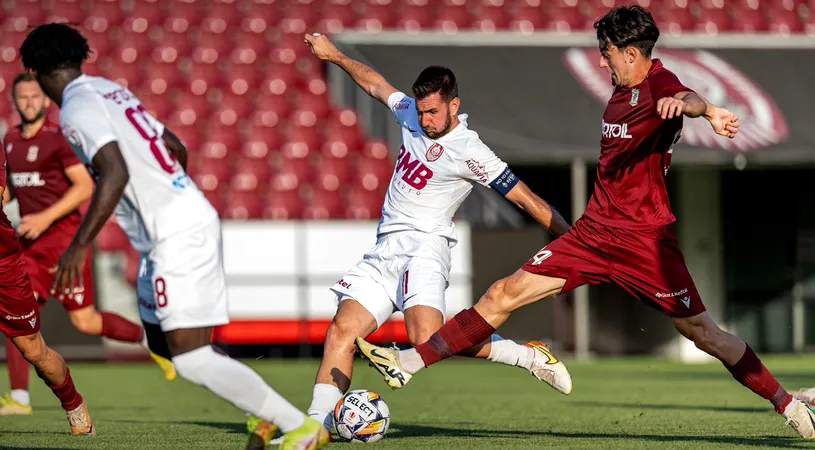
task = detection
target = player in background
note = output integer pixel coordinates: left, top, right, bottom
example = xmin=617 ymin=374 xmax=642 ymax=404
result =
xmin=0 ymin=72 xmax=175 ymax=416
xmin=356 ymin=6 xmax=815 ymax=439
xmin=299 ymin=32 xmax=573 ymax=434
xmin=0 ymin=134 xmax=94 ymax=435
xmin=20 ymin=23 xmax=329 ymax=450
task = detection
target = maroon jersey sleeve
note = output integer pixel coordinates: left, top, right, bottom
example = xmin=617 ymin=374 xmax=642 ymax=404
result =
xmin=649 ymin=69 xmax=694 ymax=101
xmin=56 ymin=136 xmax=82 ymax=170
xmin=0 ymin=139 xmax=6 ymax=189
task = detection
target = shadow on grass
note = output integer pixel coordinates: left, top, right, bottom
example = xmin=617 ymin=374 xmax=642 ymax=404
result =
xmin=109 ymin=418 xmax=246 ymax=434
xmin=569 ymin=400 xmax=770 ymax=414
xmin=388 ymin=424 xmax=803 ymax=448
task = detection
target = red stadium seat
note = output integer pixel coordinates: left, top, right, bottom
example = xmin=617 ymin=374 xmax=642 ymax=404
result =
xmin=263 ymin=191 xmax=303 ymax=220
xmin=95 ymin=221 xmax=130 ymax=252
xmin=3 ymin=3 xmax=47 ymax=32
xmin=193 ymin=31 xmax=232 ymax=64
xmin=731 ymin=8 xmax=769 ymax=33
xmin=84 ymin=0 xmax=126 ymax=31
xmin=509 ymin=6 xmax=548 ymax=33
xmin=276 ymin=32 xmax=317 ymax=60
xmin=48 ymin=1 xmax=88 ymax=24
xmin=355 ymin=156 xmax=393 ymax=192
xmin=212 ymin=91 xmax=256 ymax=126
xmin=316 ymin=4 xmax=359 ymax=34
xmin=280 ymin=3 xmax=320 ymax=32
xmin=184 ymin=62 xmax=222 ymax=94
xmin=224 ymin=190 xmax=264 ymax=220
xmin=252 ymin=94 xmax=293 ymax=127
xmin=138 ymin=92 xmax=174 ymax=120
xmin=259 ymin=63 xmax=301 ymax=96
xmin=357 ymin=4 xmax=399 ymax=32
xmin=696 ymin=7 xmax=733 ymax=34
xmin=222 ymin=64 xmax=262 ymax=95
xmin=297 ymin=90 xmax=333 ymax=119
xmin=202 ymin=188 xmax=227 ymax=216
xmin=320 ymin=138 xmax=356 ymax=160
xmin=345 ymin=187 xmax=384 ymax=220
xmin=188 ymin=158 xmax=231 ymax=192
xmin=651 ymin=7 xmax=696 ymax=34
xmin=240 ymin=4 xmax=283 ymax=33
xmin=434 ymin=4 xmax=473 ymax=31
xmin=473 ymin=5 xmax=511 ymax=31
xmin=152 ymin=30 xmax=194 ymax=58
xmin=201 ymin=2 xmax=243 ymax=33
xmin=101 ymin=59 xmax=144 ymax=89
xmin=123 ymin=2 xmax=164 ymax=33
xmin=304 ymin=188 xmax=344 ymax=220
xmin=172 ymin=91 xmax=213 ymax=121
xmin=143 ymin=61 xmax=184 ymax=95
xmin=115 ymin=31 xmax=153 ymax=63
xmin=230 ymin=33 xmax=272 ymax=64
xmin=546 ymin=6 xmax=589 ymax=32
xmin=163 ymin=1 xmax=205 ymax=30
xmin=362 ymin=140 xmax=392 ymax=161
xmin=396 ymin=5 xmax=434 ymax=31
xmin=312 ymin=157 xmax=352 ymax=191
xmin=232 ymin=155 xmax=273 ymax=190
xmin=168 ymin=124 xmax=203 ymax=154
xmin=272 ymin=157 xmax=311 ymax=191
xmin=286 ymin=125 xmax=322 ymax=151
xmin=243 ymin=127 xmax=284 ymax=158
xmin=83 ymin=30 xmax=117 ymax=58
xmin=202 ymin=125 xmax=242 ymax=158
xmin=767 ymin=7 xmax=804 ymax=34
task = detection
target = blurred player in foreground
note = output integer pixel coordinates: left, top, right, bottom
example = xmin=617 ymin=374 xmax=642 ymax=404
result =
xmin=20 ymin=23 xmax=329 ymax=450
xmin=299 ymin=32 xmax=572 ymax=435
xmin=0 ymin=133 xmax=93 ymax=435
xmin=357 ymin=6 xmax=815 ymax=439
xmin=0 ymin=72 xmax=173 ymax=416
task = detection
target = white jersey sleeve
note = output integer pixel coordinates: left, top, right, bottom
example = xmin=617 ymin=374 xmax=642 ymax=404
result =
xmin=457 ymin=141 xmax=514 ymax=190
xmin=60 ymin=98 xmax=117 ymax=162
xmin=387 ymin=91 xmax=419 ymax=129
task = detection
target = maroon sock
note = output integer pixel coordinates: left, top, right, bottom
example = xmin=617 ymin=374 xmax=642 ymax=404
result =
xmin=100 ymin=312 xmax=145 ymax=343
xmin=6 ymin=337 xmax=30 ymax=392
xmin=727 ymin=345 xmax=792 ymax=414
xmin=50 ymin=368 xmax=84 ymax=412
xmin=415 ymin=308 xmax=495 ymax=367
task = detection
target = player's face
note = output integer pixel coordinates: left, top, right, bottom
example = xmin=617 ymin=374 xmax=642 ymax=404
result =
xmin=598 ymin=43 xmax=628 ymax=87
xmin=13 ymin=81 xmax=49 ymax=124
xmin=416 ymin=92 xmax=459 ymax=139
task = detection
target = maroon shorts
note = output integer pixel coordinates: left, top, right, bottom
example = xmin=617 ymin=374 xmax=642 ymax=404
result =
xmin=522 ymin=217 xmax=706 ymax=318
xmin=0 ymin=251 xmax=41 ymax=338
xmin=21 ymin=239 xmax=95 ymax=311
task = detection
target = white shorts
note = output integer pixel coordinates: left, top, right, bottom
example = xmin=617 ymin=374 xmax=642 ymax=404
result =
xmin=136 ymin=218 xmax=230 ymax=332
xmin=330 ymin=231 xmax=452 ymax=328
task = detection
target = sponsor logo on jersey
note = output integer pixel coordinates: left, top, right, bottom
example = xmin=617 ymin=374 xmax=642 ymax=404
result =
xmin=564 ymin=47 xmax=788 ymax=152
xmin=394 ymin=98 xmax=412 ymax=111
xmin=26 ymin=145 xmax=38 ymax=162
xmin=465 ymin=159 xmax=489 ymax=184
xmin=396 ymin=145 xmax=434 ymax=191
xmin=426 ymin=143 xmax=444 ymax=162
xmin=601 ymin=120 xmax=633 ymax=139
xmin=5 ymin=309 xmax=36 ymax=321
xmin=11 ymin=172 xmax=46 ymax=187
xmin=655 ymin=288 xmax=688 ymax=298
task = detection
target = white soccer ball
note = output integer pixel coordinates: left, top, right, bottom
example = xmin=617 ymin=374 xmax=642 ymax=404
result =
xmin=333 ymin=389 xmax=390 ymax=443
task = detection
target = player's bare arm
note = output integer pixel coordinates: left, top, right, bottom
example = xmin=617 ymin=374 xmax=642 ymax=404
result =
xmin=17 ymin=163 xmax=93 ymax=240
xmin=657 ymin=92 xmax=739 ymax=139
xmin=162 ymin=128 xmax=187 ymax=171
xmin=52 ymin=142 xmax=129 ymax=299
xmin=505 ymin=181 xmax=570 ymax=237
xmin=2 ymin=184 xmax=10 ymax=205
xmin=304 ymin=33 xmax=397 ymax=106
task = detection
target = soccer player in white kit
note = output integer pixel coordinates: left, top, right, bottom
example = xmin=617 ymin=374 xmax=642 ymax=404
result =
xmin=20 ymin=23 xmax=329 ymax=450
xmin=302 ymin=33 xmax=574 ymax=433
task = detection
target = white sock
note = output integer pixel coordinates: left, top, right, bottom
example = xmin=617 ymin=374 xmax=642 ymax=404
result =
xmin=173 ymin=345 xmax=306 ymax=433
xmin=783 ymin=398 xmax=802 ymax=418
xmin=487 ymin=335 xmax=535 ymax=370
xmin=306 ymin=384 xmax=343 ymax=431
xmin=10 ymin=389 xmax=29 ymax=406
xmin=399 ymin=348 xmax=425 ymax=374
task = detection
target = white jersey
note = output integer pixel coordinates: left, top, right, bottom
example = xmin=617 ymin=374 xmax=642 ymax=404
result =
xmin=379 ymin=92 xmax=516 ymax=244
xmin=59 ymin=75 xmax=217 ymax=252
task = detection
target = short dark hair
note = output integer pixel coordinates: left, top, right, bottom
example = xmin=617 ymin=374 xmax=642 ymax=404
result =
xmin=11 ymin=72 xmax=38 ymax=97
xmin=412 ymin=66 xmax=458 ymax=102
xmin=594 ymin=5 xmax=660 ymax=58
xmin=20 ymin=23 xmax=91 ymax=75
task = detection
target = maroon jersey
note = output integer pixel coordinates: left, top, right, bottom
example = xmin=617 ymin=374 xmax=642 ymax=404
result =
xmin=583 ymin=59 xmax=691 ymax=230
xmin=0 ymin=142 xmax=21 ymax=258
xmin=4 ymin=121 xmax=82 ymax=247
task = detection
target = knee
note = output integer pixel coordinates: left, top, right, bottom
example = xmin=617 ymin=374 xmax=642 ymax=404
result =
xmin=325 ymin=316 xmax=364 ymax=352
xmin=172 ymin=345 xmax=214 ymax=385
xmin=14 ymin=334 xmax=48 ymax=365
xmin=69 ymin=310 xmax=100 ymax=335
xmin=690 ymin=325 xmax=723 ymax=355
xmin=480 ymin=278 xmax=516 ymax=313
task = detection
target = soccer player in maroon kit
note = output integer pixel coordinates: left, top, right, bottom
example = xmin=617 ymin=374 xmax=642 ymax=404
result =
xmin=0 ymin=119 xmax=94 ymax=434
xmin=0 ymin=73 xmax=161 ymax=416
xmin=356 ymin=6 xmax=815 ymax=439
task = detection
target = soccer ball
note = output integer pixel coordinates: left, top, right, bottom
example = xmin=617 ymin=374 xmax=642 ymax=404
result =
xmin=333 ymin=389 xmax=390 ymax=443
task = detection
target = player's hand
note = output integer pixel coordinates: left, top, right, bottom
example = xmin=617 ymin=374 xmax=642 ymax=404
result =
xmin=50 ymin=243 xmax=87 ymax=301
xmin=17 ymin=213 xmax=53 ymax=240
xmin=705 ymin=106 xmax=740 ymax=139
xmin=656 ymin=97 xmax=687 ymax=120
xmin=304 ymin=33 xmax=341 ymax=62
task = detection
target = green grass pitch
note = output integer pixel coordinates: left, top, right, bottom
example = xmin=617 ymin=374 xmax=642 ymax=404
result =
xmin=2 ymin=355 xmax=815 ymax=449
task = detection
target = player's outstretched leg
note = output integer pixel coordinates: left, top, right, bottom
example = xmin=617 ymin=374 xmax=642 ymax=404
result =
xmin=11 ymin=332 xmax=94 ymax=435
xmin=165 ymin=328 xmax=329 ymax=449
xmin=1 ymin=336 xmax=33 ymax=415
xmin=672 ymin=312 xmax=815 ymax=439
xmin=306 ymin=299 xmax=378 ymax=433
xmin=356 ymin=270 xmax=568 ymax=390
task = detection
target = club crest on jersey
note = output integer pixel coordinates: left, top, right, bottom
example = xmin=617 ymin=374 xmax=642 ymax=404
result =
xmin=426 ymin=143 xmax=444 ymax=162
xmin=630 ymin=89 xmax=639 ymax=107
xmin=26 ymin=146 xmax=39 ymax=162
